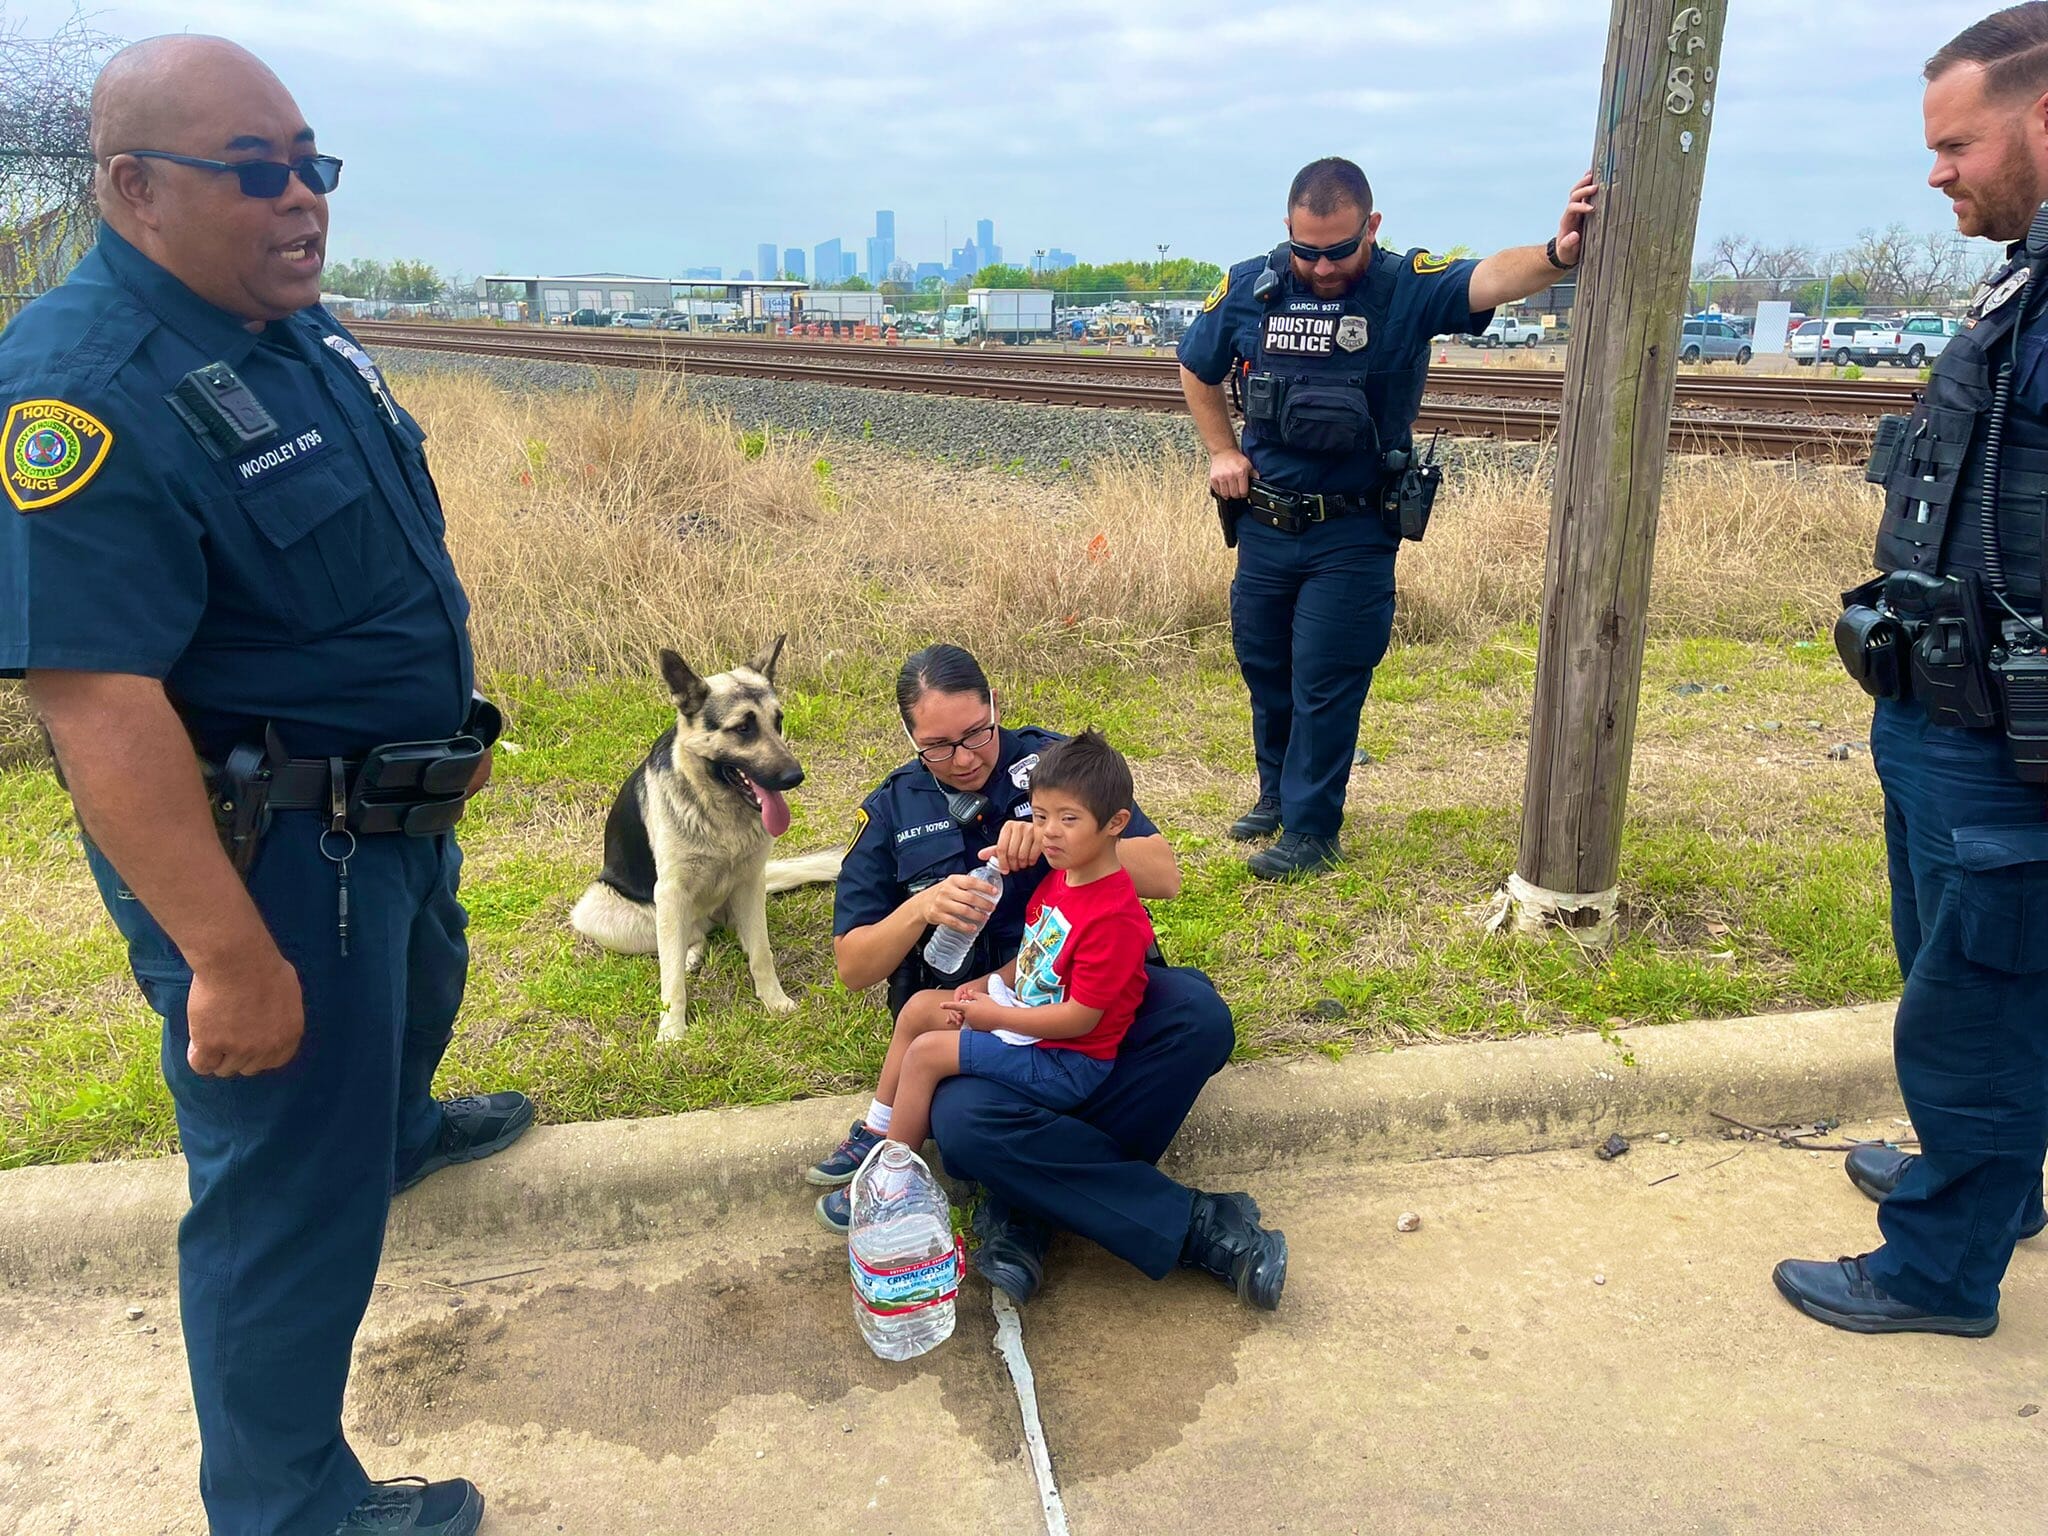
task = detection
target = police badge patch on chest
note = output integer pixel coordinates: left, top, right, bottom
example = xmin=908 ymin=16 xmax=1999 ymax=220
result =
xmin=1335 ymin=315 xmax=1369 ymax=352
xmin=1010 ymin=754 xmax=1039 ymax=789
xmin=1966 ymin=266 xmax=2031 ymax=328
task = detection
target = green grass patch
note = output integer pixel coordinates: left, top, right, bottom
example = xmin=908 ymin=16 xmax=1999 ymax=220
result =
xmin=0 ymin=631 xmax=1898 ymax=1167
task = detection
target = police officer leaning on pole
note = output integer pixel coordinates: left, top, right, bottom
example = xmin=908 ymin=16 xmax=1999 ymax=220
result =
xmin=1774 ymin=3 xmax=2048 ymax=1339
xmin=2 ymin=37 xmax=530 ymax=1535
xmin=1179 ymin=156 xmax=1598 ymax=879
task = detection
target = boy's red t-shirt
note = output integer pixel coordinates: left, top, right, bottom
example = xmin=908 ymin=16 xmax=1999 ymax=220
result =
xmin=1012 ymin=867 xmax=1153 ymax=1059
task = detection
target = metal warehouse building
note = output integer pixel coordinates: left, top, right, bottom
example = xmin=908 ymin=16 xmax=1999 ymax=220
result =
xmin=483 ymin=272 xmax=675 ymax=319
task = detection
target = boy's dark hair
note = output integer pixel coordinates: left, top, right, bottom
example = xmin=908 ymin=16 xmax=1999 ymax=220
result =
xmin=1928 ymin=3 xmax=2048 ymax=99
xmin=1028 ymin=728 xmax=1134 ymax=828
xmin=1288 ymin=157 xmax=1374 ymax=220
xmin=896 ymin=643 xmax=990 ymax=728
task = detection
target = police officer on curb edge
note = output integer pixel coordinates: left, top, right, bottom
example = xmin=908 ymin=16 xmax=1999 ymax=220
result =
xmin=2 ymin=38 xmax=529 ymax=1534
xmin=1179 ymin=156 xmax=1599 ymax=879
xmin=1774 ymin=4 xmax=2048 ymax=1338
xmin=820 ymin=644 xmax=1288 ymax=1309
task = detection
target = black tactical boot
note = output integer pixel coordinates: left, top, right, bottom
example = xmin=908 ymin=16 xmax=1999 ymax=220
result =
xmin=1246 ymin=831 xmax=1342 ymax=881
xmin=972 ymin=1198 xmax=1054 ymax=1304
xmin=1228 ymin=791 xmax=1283 ymax=841
xmin=1846 ymin=1145 xmax=2046 ymax=1238
xmin=1180 ymin=1190 xmax=1287 ymax=1310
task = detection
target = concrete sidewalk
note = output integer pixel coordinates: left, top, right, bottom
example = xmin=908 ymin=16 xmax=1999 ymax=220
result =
xmin=0 ymin=1004 xmax=1900 ymax=1285
xmin=4 ymin=1121 xmax=2044 ymax=1535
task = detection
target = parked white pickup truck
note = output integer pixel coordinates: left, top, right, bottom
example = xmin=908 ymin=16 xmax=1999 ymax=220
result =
xmin=1466 ymin=316 xmax=1544 ymax=348
xmin=1893 ymin=313 xmax=1961 ymax=367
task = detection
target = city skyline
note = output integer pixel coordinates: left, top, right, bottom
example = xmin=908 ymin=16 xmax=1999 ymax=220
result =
xmin=35 ymin=2 xmax=2003 ymax=280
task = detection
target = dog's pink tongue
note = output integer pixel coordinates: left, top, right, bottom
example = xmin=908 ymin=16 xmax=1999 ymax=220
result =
xmin=756 ymin=782 xmax=792 ymax=837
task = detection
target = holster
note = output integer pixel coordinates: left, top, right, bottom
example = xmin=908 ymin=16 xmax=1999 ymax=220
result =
xmin=1891 ymin=569 xmax=2001 ymax=729
xmin=1215 ymin=494 xmax=1243 ymax=549
xmin=208 ymin=725 xmax=289 ymax=876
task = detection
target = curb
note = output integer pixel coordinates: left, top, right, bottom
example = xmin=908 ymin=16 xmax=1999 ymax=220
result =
xmin=0 ymin=1002 xmax=1901 ymax=1287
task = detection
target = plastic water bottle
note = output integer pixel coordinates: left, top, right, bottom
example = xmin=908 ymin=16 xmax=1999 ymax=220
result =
xmin=849 ymin=1140 xmax=962 ymax=1361
xmin=922 ymin=857 xmax=1003 ymax=973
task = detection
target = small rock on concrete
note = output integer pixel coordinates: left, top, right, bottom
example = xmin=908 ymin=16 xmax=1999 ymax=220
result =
xmin=1596 ymin=1134 xmax=1631 ymax=1162
xmin=2021 ymin=1404 xmax=2040 ymax=1418
xmin=385 ymin=1432 xmax=401 ymax=1446
xmin=1396 ymin=1212 xmax=1423 ymax=1233
xmin=124 ymin=1305 xmax=144 ymax=1321
xmin=1653 ymin=1133 xmax=1671 ymax=1144
xmin=1593 ymin=1273 xmax=1607 ymax=1286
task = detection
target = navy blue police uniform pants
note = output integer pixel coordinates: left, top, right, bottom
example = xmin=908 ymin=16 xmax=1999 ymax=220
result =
xmin=88 ymin=819 xmax=467 ymax=1536
xmin=1229 ymin=513 xmax=1400 ymax=839
xmin=1864 ymin=697 xmax=2048 ymax=1318
xmin=929 ymin=964 xmax=1235 ymax=1276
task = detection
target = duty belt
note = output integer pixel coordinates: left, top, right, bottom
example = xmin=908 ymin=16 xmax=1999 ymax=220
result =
xmin=1240 ymin=482 xmax=1376 ymax=534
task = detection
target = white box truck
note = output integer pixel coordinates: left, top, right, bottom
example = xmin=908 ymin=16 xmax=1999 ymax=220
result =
xmin=945 ymin=288 xmax=1055 ymax=344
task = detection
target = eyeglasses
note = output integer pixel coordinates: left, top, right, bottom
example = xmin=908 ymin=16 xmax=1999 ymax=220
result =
xmin=904 ymin=702 xmax=998 ymax=763
xmin=118 ymin=151 xmax=343 ymax=199
xmin=1287 ymin=226 xmax=1368 ymax=264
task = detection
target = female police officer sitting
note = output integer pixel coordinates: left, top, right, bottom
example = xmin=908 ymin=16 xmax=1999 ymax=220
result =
xmin=820 ymin=644 xmax=1288 ymax=1310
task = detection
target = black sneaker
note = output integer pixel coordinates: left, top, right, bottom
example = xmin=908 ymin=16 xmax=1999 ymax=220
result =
xmin=972 ymin=1198 xmax=1054 ymax=1304
xmin=1227 ymin=791 xmax=1283 ymax=841
xmin=1246 ymin=831 xmax=1342 ymax=881
xmin=1772 ymin=1254 xmax=1997 ymax=1337
xmin=394 ymin=1093 xmax=535 ymax=1194
xmin=1180 ymin=1190 xmax=1287 ymax=1310
xmin=333 ymin=1477 xmax=483 ymax=1534
xmin=808 ymin=1121 xmax=885 ymax=1187
xmin=1845 ymin=1146 xmax=2047 ymax=1239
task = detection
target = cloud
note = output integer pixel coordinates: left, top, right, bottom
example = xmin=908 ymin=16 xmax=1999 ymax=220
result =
xmin=71 ymin=0 xmax=2003 ymax=277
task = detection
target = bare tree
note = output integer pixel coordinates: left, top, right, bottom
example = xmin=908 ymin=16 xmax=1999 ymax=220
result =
xmin=1692 ymin=234 xmax=1816 ymax=307
xmin=0 ymin=6 xmax=121 ymax=318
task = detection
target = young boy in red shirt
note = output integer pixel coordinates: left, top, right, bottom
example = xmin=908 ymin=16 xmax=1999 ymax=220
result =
xmin=811 ymin=730 xmax=1153 ymax=1218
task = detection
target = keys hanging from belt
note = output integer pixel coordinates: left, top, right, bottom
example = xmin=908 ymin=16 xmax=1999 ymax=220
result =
xmin=318 ymin=757 xmax=358 ymax=956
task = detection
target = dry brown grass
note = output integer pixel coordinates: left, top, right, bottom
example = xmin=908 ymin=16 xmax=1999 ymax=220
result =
xmin=417 ymin=370 xmax=1877 ymax=686
xmin=0 ymin=369 xmax=1881 ymax=759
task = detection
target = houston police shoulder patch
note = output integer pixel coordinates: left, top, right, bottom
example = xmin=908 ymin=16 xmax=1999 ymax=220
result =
xmin=1202 ymin=273 xmax=1229 ymax=312
xmin=5 ymin=398 xmax=115 ymax=514
xmin=846 ymin=805 xmax=872 ymax=855
xmin=1411 ymin=250 xmax=1454 ymax=275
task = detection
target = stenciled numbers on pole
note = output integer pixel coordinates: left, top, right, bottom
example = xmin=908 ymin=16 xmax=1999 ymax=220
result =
xmin=1664 ymin=2 xmax=1716 ymax=151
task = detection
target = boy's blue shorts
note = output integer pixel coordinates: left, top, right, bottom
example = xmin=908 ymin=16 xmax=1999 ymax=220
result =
xmin=956 ymin=1029 xmax=1114 ymax=1111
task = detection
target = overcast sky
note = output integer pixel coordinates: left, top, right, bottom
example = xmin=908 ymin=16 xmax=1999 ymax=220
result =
xmin=27 ymin=0 xmax=2004 ymax=279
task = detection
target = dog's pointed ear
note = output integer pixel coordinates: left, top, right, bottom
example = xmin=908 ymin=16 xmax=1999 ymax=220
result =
xmin=746 ymin=634 xmax=786 ymax=684
xmin=659 ymin=648 xmax=710 ymax=714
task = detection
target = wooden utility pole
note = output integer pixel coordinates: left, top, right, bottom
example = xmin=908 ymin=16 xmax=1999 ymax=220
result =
xmin=1507 ymin=1 xmax=1728 ymax=942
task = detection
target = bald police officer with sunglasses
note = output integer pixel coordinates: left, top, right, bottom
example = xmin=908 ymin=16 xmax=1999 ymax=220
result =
xmin=1 ymin=37 xmax=526 ymax=1536
xmin=1180 ymin=156 xmax=1597 ymax=879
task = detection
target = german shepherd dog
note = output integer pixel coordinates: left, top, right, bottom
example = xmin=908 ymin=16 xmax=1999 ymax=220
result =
xmin=570 ymin=637 xmax=841 ymax=1040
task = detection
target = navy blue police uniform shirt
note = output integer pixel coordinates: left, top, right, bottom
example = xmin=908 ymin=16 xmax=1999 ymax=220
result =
xmin=1177 ymin=245 xmax=1493 ymax=492
xmin=833 ymin=725 xmax=1160 ymax=953
xmin=0 ymin=224 xmax=472 ymax=760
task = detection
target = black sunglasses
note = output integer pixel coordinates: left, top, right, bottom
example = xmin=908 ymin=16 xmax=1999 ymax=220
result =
xmin=121 ymin=150 xmax=343 ymax=199
xmin=1287 ymin=227 xmax=1368 ymax=264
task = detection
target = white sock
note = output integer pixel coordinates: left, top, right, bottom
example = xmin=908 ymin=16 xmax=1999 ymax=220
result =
xmin=866 ymin=1100 xmax=893 ymax=1134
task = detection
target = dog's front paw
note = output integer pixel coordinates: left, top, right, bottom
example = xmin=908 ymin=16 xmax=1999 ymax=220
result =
xmin=656 ymin=1008 xmax=688 ymax=1042
xmin=760 ymin=991 xmax=799 ymax=1017
xmin=684 ymin=944 xmax=706 ymax=974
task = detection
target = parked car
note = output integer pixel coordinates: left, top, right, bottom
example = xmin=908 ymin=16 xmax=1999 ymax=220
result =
xmin=1466 ymin=316 xmax=1544 ymax=348
xmin=565 ymin=308 xmax=613 ymax=327
xmin=1894 ymin=313 xmax=1961 ymax=367
xmin=659 ymin=311 xmax=690 ymax=331
xmin=1680 ymin=317 xmax=1752 ymax=364
xmin=1789 ymin=317 xmax=1886 ymax=366
xmin=610 ymin=310 xmax=659 ymax=329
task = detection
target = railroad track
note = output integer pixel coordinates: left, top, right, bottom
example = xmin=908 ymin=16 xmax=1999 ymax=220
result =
xmin=350 ymin=320 xmax=1887 ymax=461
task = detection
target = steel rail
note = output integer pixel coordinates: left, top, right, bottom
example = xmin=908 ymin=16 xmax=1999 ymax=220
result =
xmin=350 ymin=320 xmax=1879 ymax=461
